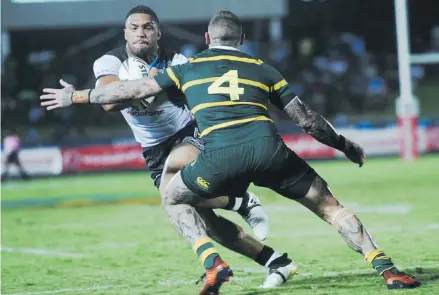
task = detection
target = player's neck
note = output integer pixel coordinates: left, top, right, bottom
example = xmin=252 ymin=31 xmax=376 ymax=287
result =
xmin=209 ymin=44 xmax=240 ymax=51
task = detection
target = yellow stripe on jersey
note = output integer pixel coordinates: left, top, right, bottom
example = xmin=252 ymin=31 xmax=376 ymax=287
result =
xmin=182 ymin=77 xmax=270 ymax=93
xmin=200 ymin=116 xmax=273 ymax=137
xmin=272 ymin=79 xmax=288 ymax=91
xmin=188 ymin=55 xmax=264 ymax=65
xmin=182 ymin=77 xmax=218 ymax=92
xmin=166 ymin=68 xmax=180 ymax=89
xmin=239 ymin=78 xmax=270 ymax=92
xmin=191 ymin=101 xmax=267 ymax=115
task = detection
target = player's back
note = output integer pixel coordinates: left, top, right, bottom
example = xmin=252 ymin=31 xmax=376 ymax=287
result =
xmin=177 ymin=47 xmax=286 ymax=149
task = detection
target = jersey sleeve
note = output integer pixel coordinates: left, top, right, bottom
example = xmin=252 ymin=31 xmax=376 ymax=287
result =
xmin=154 ymin=63 xmax=188 ymax=91
xmin=263 ymin=63 xmax=297 ymax=110
xmin=93 ymin=55 xmax=122 ymax=79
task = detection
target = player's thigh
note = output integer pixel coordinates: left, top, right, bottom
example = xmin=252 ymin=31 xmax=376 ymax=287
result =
xmin=254 ymin=141 xmax=316 ymax=199
xmin=181 ymin=148 xmax=250 ymax=200
xmin=159 ymin=143 xmax=201 ymax=197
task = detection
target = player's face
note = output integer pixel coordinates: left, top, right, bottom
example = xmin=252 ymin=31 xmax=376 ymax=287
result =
xmin=125 ymin=13 xmax=161 ymax=57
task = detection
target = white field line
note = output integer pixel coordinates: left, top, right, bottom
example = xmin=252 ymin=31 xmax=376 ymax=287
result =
xmin=38 ymin=202 xmax=413 ymax=231
xmin=3 ymin=285 xmax=123 ymax=295
xmin=1 ymin=246 xmax=87 ymax=258
xmin=265 ymin=202 xmax=413 ymax=214
xmin=269 ymin=223 xmax=439 ymax=239
xmin=74 ymin=223 xmax=439 ymax=251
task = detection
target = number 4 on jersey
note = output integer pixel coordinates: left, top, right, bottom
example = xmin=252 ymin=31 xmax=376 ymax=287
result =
xmin=208 ymin=70 xmax=244 ymax=100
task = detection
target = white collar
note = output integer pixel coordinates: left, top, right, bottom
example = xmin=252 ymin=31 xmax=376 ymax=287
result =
xmin=209 ymin=45 xmax=240 ymax=51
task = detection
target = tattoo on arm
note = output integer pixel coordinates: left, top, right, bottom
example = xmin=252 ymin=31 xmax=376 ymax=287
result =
xmin=284 ymin=97 xmax=345 ymax=150
xmin=90 ymin=78 xmax=163 ymax=104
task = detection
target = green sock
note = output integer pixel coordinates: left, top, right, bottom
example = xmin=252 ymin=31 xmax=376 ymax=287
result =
xmin=366 ymin=249 xmax=396 ymax=275
xmin=193 ymin=238 xmax=219 ymax=270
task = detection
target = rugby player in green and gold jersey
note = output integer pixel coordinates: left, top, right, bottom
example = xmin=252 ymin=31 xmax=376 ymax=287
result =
xmin=41 ymin=11 xmax=421 ymax=295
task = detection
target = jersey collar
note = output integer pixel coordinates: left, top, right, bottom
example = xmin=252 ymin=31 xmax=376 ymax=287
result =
xmin=209 ymin=45 xmax=240 ymax=51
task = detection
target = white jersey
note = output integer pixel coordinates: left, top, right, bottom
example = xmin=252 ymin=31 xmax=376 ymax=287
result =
xmin=93 ymin=46 xmax=193 ymax=147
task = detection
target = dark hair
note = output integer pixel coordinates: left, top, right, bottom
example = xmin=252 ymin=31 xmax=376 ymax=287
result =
xmin=208 ymin=11 xmax=242 ymax=46
xmin=125 ymin=5 xmax=160 ymax=24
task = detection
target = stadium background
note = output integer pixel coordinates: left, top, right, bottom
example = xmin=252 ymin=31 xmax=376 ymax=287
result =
xmin=1 ymin=1 xmax=439 ymax=294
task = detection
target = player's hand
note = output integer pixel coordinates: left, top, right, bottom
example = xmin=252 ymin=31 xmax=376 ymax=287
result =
xmin=148 ymin=67 xmax=159 ymax=77
xmin=40 ymin=79 xmax=76 ymax=111
xmin=343 ymin=137 xmax=366 ymax=167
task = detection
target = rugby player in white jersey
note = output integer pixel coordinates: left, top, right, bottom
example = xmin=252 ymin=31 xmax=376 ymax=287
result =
xmin=88 ymin=5 xmax=299 ymax=288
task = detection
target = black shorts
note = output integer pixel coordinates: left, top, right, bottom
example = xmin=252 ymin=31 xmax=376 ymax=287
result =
xmin=181 ymin=135 xmax=317 ymax=200
xmin=6 ymin=151 xmax=20 ymax=165
xmin=142 ymin=122 xmax=204 ymax=188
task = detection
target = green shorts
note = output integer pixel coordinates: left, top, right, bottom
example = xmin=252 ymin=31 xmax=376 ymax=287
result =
xmin=181 ymin=135 xmax=317 ymax=199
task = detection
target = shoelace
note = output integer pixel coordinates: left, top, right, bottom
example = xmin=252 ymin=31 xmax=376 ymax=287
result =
xmin=195 ymin=272 xmax=206 ymax=285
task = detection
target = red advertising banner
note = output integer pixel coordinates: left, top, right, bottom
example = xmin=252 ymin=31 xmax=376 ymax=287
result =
xmin=61 ymin=144 xmax=144 ymax=172
xmin=59 ymin=127 xmax=439 ymax=173
xmin=281 ymin=134 xmax=336 ymax=159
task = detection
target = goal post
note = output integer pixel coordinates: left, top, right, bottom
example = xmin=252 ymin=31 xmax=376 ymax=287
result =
xmin=394 ymin=0 xmax=420 ymax=162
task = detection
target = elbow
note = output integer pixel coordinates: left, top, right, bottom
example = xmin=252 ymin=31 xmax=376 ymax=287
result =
xmin=102 ymin=104 xmax=119 ymax=112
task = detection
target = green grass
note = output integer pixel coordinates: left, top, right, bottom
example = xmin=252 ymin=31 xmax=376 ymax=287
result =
xmin=2 ymin=156 xmax=439 ymax=294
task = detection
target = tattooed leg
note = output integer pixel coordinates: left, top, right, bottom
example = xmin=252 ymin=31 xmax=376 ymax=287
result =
xmin=162 ymin=171 xmax=209 ymax=245
xmin=292 ymin=174 xmax=405 ymax=276
xmin=163 ymin=171 xmax=225 ymax=269
xmin=295 ymin=174 xmax=378 ymax=255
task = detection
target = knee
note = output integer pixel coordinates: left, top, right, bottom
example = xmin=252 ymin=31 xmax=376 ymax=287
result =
xmin=326 ymin=206 xmax=356 ymax=228
xmin=161 ymin=176 xmax=179 ymax=208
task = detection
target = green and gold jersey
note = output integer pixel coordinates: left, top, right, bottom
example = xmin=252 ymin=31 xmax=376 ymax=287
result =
xmin=154 ymin=47 xmax=296 ymax=149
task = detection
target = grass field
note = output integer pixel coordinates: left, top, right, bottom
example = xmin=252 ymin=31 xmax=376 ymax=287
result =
xmin=2 ymin=156 xmax=439 ymax=295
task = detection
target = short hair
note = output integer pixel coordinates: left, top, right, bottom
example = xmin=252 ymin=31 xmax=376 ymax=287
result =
xmin=208 ymin=11 xmax=242 ymax=46
xmin=125 ymin=5 xmax=160 ymax=25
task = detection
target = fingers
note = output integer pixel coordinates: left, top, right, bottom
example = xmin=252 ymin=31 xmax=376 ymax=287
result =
xmin=40 ymin=100 xmax=58 ymax=107
xmin=40 ymin=93 xmax=57 ymax=100
xmin=148 ymin=67 xmax=159 ymax=77
xmin=59 ymin=79 xmax=73 ymax=88
xmin=47 ymin=105 xmax=61 ymax=111
xmin=42 ymin=88 xmax=59 ymax=95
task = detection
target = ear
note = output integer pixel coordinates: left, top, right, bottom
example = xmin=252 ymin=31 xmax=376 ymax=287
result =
xmin=124 ymin=29 xmax=128 ymax=41
xmin=157 ymin=30 xmax=162 ymax=41
xmin=205 ymin=32 xmax=211 ymax=45
xmin=240 ymin=33 xmax=245 ymax=45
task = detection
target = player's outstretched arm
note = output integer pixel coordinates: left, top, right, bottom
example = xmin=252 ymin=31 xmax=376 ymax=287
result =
xmin=284 ymin=96 xmax=366 ymax=167
xmin=96 ymin=76 xmax=132 ymax=111
xmin=40 ymin=77 xmax=163 ymax=110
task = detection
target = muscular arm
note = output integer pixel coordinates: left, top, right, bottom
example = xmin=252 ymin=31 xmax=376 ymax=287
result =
xmin=284 ymin=96 xmax=346 ymax=151
xmin=88 ymin=77 xmax=164 ymax=104
xmin=95 ymin=75 xmax=132 ymax=111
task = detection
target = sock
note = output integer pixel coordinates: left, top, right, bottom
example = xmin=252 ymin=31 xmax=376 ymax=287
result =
xmin=365 ymin=249 xmax=398 ymax=275
xmin=193 ymin=237 xmax=219 ymax=270
xmin=224 ymin=196 xmax=243 ymax=211
xmin=255 ymin=246 xmax=285 ymax=267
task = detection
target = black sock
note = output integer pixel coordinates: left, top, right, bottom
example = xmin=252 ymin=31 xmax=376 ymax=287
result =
xmin=223 ymin=197 xmax=236 ymax=211
xmin=237 ymin=192 xmax=250 ymax=215
xmin=255 ymin=245 xmax=275 ymax=266
xmin=223 ymin=194 xmax=247 ymax=212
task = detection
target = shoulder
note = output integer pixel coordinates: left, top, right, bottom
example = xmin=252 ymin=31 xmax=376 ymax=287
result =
xmin=93 ymin=46 xmax=127 ymax=79
xmin=105 ymin=46 xmax=128 ymax=62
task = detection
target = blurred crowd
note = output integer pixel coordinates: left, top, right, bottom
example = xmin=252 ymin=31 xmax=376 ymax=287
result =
xmin=2 ymin=25 xmax=439 ymax=146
